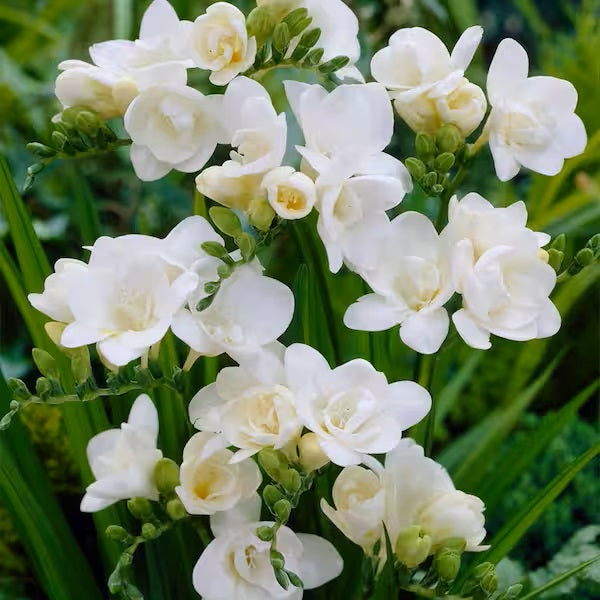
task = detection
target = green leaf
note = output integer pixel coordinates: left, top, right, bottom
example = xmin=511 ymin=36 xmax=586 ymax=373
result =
xmin=520 ymin=554 xmax=600 ymax=599
xmin=370 ymin=526 xmax=397 ymax=599
xmin=472 ymin=443 xmax=600 ymax=569
xmin=450 ymin=352 xmax=565 ymax=492
xmin=479 ymin=380 xmax=599 ymax=512
xmin=66 ymin=165 xmax=101 ymax=245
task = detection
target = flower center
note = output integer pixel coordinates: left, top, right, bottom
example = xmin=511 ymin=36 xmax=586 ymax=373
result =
xmin=277 ymin=186 xmax=306 ymax=211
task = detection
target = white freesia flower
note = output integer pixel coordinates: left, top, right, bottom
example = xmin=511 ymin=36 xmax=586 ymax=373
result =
xmin=29 ymin=217 xmax=222 ymax=366
xmin=194 ymin=498 xmax=343 ymax=599
xmin=262 ymin=166 xmax=317 ymax=219
xmin=189 ymin=359 xmax=303 ymax=463
xmin=196 ymin=77 xmax=287 ymax=217
xmin=320 ymin=465 xmax=385 ymax=551
xmin=124 ymin=84 xmax=223 ymax=181
xmin=441 ymin=193 xmax=560 ymax=349
xmin=172 ymin=263 xmax=295 ymax=366
xmin=257 ymin=0 xmax=363 ymax=81
xmin=285 ymin=81 xmax=412 ymax=272
xmin=485 ymin=38 xmax=587 ymax=181
xmin=175 ymin=432 xmax=261 ymax=515
xmin=190 ymin=2 xmax=257 ymax=85
xmin=371 ymin=26 xmax=485 ymax=135
xmin=344 ymin=212 xmax=454 ymax=354
xmin=81 ymin=394 xmax=162 ymax=512
xmin=383 ymin=439 xmax=488 ymax=559
xmin=285 ymin=344 xmax=431 ymax=466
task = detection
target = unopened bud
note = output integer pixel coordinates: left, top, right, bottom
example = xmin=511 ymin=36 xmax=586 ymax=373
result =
xmin=473 ymin=561 xmax=494 ymax=580
xmin=586 ymin=233 xmax=600 ymax=257
xmin=127 ymin=497 xmax=153 ymax=520
xmin=275 ymin=568 xmax=289 ymax=589
xmin=292 ymin=28 xmax=321 ymax=60
xmin=154 ymin=458 xmax=180 ymax=497
xmin=280 ymin=469 xmax=301 ymax=494
xmin=217 ymin=263 xmax=233 ymax=279
xmin=26 ymin=142 xmax=56 ymax=158
xmin=501 ymin=583 xmax=523 ymax=599
xmin=8 ymin=378 xmax=31 ymax=401
xmin=305 ymin=47 xmax=324 ymax=66
xmin=204 ymin=281 xmax=221 ymax=295
xmin=0 ymin=413 xmax=13 ymax=430
xmin=434 ymin=152 xmax=456 ymax=173
xmin=576 ymin=247 xmax=594 ymax=266
xmin=105 ymin=525 xmax=129 ymax=541
xmin=75 ymin=110 xmax=101 ymax=135
xmin=405 ymin=157 xmax=427 ymax=180
xmin=256 ymin=526 xmax=275 ymax=541
xmin=270 ymin=549 xmax=286 ymax=570
xmin=141 ymin=523 xmax=159 ymax=540
xmin=422 ymin=171 xmax=438 ymax=190
xmin=32 ymin=348 xmax=59 ymax=379
xmin=209 ymin=206 xmax=243 ymax=238
xmin=318 ymin=55 xmax=350 ymax=74
xmin=35 ymin=377 xmax=51 ymax=398
xmin=248 ymin=198 xmax=275 ymax=231
xmin=201 ymin=241 xmax=227 ymax=258
xmin=274 ymin=499 xmax=292 ymax=523
xmin=416 ymin=132 xmax=436 ymax=158
xmin=283 ymin=7 xmax=311 ymax=37
xmin=431 ymin=183 xmax=445 ymax=195
xmin=436 ymin=124 xmax=463 ymax=153
xmin=395 ymin=525 xmax=432 ymax=568
xmin=9 ymin=400 xmax=19 ymax=411
xmin=272 ymin=22 xmax=291 ymax=57
xmin=547 ymin=248 xmax=564 ymax=272
xmin=480 ymin=571 xmax=498 ymax=595
xmin=258 ymin=447 xmax=288 ymax=481
xmin=51 ymin=131 xmax=68 ymax=150
xmin=263 ymin=484 xmax=283 ymax=508
xmin=166 ymin=498 xmax=187 ymax=521
xmin=550 ymin=233 xmax=566 ymax=252
xmin=246 ymin=6 xmax=275 ymax=46
xmin=435 ymin=548 xmax=461 ymax=582
xmin=298 ymin=433 xmax=329 ymax=473
xmin=286 ymin=570 xmax=304 ymax=589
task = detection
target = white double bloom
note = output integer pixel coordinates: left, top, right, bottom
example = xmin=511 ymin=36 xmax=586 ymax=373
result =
xmin=322 ymin=439 xmax=488 ymax=563
xmin=485 ymin=38 xmax=587 ymax=181
xmin=285 ymin=80 xmax=412 ymax=272
xmin=371 ymin=26 xmax=486 ymax=136
xmin=81 ymin=394 xmax=163 ymax=512
xmin=194 ymin=496 xmax=343 ymax=599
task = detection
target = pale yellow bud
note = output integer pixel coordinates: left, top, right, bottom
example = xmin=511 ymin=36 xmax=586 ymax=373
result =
xmin=298 ymin=433 xmax=330 ymax=473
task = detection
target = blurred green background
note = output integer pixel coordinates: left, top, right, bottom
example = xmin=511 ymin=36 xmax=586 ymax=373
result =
xmin=0 ymin=0 xmax=598 ymax=598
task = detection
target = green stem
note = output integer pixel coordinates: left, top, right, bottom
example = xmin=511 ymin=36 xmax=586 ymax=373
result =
xmin=411 ymin=353 xmax=437 ymax=455
xmin=436 ymin=163 xmax=469 ymax=230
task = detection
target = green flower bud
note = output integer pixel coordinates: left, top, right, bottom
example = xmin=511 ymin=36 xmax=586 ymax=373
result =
xmin=105 ymin=525 xmax=129 ymax=541
xmin=32 ymin=348 xmax=59 ymax=379
xmin=166 ymin=498 xmax=188 ymax=521
xmin=141 ymin=523 xmax=159 ymax=540
xmin=271 ymin=549 xmax=286 ymax=570
xmin=275 ymin=568 xmax=289 ymax=589
xmin=196 ymin=295 xmax=215 ymax=312
xmin=286 ymin=570 xmax=304 ymax=589
xmin=431 ymin=183 xmax=445 ymax=195
xmin=122 ymin=582 xmax=143 ymax=600
xmin=439 ymin=537 xmax=466 ymax=552
xmin=127 ymin=497 xmax=153 ymax=520
xmin=422 ymin=171 xmax=438 ymax=190
xmin=291 ymin=28 xmax=321 ymax=60
xmin=305 ymin=47 xmax=324 ymax=66
xmin=415 ymin=132 xmax=436 ymax=158
xmin=436 ymin=124 xmax=463 ymax=153
xmin=256 ymin=526 xmax=275 ymax=541
xmin=0 ymin=413 xmax=13 ymax=431
xmin=26 ymin=142 xmax=56 ymax=158
xmin=395 ymin=525 xmax=432 ymax=568
xmin=246 ymin=6 xmax=275 ymax=47
xmin=501 ymin=583 xmax=523 ymax=599
xmin=51 ymin=130 xmax=68 ymax=150
xmin=586 ymin=233 xmax=600 ymax=257
xmin=237 ymin=233 xmax=257 ymax=262
xmin=154 ymin=458 xmax=180 ymax=497
xmin=201 ymin=241 xmax=228 ymax=258
xmin=217 ymin=263 xmax=233 ymax=279
xmin=282 ymin=8 xmax=309 ymax=34
xmin=272 ymin=22 xmax=291 ymax=57
xmin=576 ymin=247 xmax=594 ymax=266
xmin=405 ymin=157 xmax=427 ymax=180
xmin=22 ymin=175 xmax=34 ymax=193
xmin=434 ymin=152 xmax=456 ymax=173
xmin=209 ymin=206 xmax=243 ymax=238
xmin=107 ymin=569 xmax=123 ymax=593
xmin=280 ymin=469 xmax=302 ymax=494
xmin=550 ymin=233 xmax=566 ymax=252
xmin=547 ymin=248 xmax=564 ymax=272
xmin=204 ymin=281 xmax=221 ymax=295
xmin=480 ymin=571 xmax=498 ymax=595
xmin=435 ymin=548 xmax=461 ymax=582
xmin=274 ymin=499 xmax=292 ymax=523
xmin=9 ymin=400 xmax=19 ymax=411
xmin=75 ymin=110 xmax=101 ymax=135
xmin=7 ymin=378 xmax=31 ymax=401
xmin=258 ymin=448 xmax=288 ymax=480
xmin=473 ymin=561 xmax=494 ymax=580
xmin=248 ymin=197 xmax=276 ymax=231
xmin=27 ymin=163 xmax=44 ymax=176
xmin=318 ymin=55 xmax=350 ymax=73
xmin=118 ymin=552 xmax=133 ymax=567
xmin=263 ymin=484 xmax=283 ymax=508
xmin=35 ymin=377 xmax=51 ymax=398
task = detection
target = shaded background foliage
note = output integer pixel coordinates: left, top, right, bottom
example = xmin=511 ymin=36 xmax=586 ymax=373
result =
xmin=0 ymin=0 xmax=598 ymax=598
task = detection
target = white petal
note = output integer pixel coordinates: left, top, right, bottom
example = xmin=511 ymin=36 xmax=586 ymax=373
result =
xmin=61 ymin=322 xmax=104 ymax=347
xmin=189 ymin=383 xmax=223 ymax=432
xmin=139 ymin=0 xmax=181 ymax=39
xmin=97 ymin=337 xmax=145 ymax=366
xmin=487 ymin=38 xmax=529 ymax=105
xmin=555 ymin=113 xmax=587 ymax=158
xmin=80 ymin=492 xmax=116 ymax=513
xmin=344 ymin=294 xmax=401 ymax=332
xmin=129 ymin=144 xmax=171 ymax=182
xmin=389 ymin=211 xmax=441 ymax=262
xmin=285 ymin=344 xmax=331 ymax=393
xmin=319 ymin=439 xmax=361 ymax=467
xmin=399 ymin=309 xmax=450 ymax=355
xmin=450 ymin=26 xmax=483 ymax=72
xmin=209 ymin=493 xmax=262 ymax=538
xmin=296 ymin=534 xmax=344 ymax=589
xmin=163 ymin=216 xmax=223 ymax=270
xmin=192 ymin=536 xmax=238 ymax=599
xmin=452 ymin=309 xmax=491 ymax=350
xmin=386 ymin=381 xmax=432 ymax=429
xmin=536 ymin=299 xmax=561 ymax=338
xmin=127 ymin=394 xmax=159 ymax=440
xmin=489 ymin=134 xmax=521 ymax=181
xmin=171 ymin=309 xmax=223 ymax=355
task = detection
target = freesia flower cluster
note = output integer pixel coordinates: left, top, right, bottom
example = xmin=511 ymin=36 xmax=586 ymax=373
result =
xmin=20 ymin=0 xmax=588 ymax=597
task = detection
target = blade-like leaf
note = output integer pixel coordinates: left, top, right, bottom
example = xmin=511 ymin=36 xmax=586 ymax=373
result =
xmin=67 ymin=165 xmax=101 ymax=245
xmin=479 ymin=380 xmax=599 ymax=512
xmin=520 ymin=554 xmax=600 ymax=600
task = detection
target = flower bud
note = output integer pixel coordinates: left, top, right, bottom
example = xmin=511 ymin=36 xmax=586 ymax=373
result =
xmin=319 ymin=56 xmax=350 ymax=74
xmin=263 ymin=484 xmax=283 ymax=508
xmin=405 ymin=157 xmax=427 ymax=180
xmin=256 ymin=526 xmax=275 ymax=541
xmin=416 ymin=132 xmax=436 ymax=158
xmin=473 ymin=561 xmax=494 ymax=580
xmin=305 ymin=48 xmax=324 ymax=66
xmin=576 ymin=247 xmax=594 ymax=267
xmin=154 ymin=458 xmax=180 ymax=497
xmin=550 ymin=233 xmax=566 ymax=252
xmin=480 ymin=571 xmax=498 ymax=595
xmin=432 ymin=183 xmax=445 ymax=195
xmin=26 ymin=142 xmax=56 ymax=158
xmin=298 ymin=433 xmax=330 ymax=473
xmin=0 ymin=413 xmax=13 ymax=431
xmin=127 ymin=497 xmax=153 ymax=520
xmin=209 ymin=207 xmax=243 ymax=238
xmin=9 ymin=400 xmax=19 ymax=411
xmin=275 ymin=568 xmax=289 ymax=589
xmin=422 ymin=171 xmax=438 ymax=190
xmin=107 ymin=569 xmax=123 ymax=593
xmin=395 ymin=525 xmax=432 ymax=568
xmin=217 ymin=263 xmax=233 ymax=279
xmin=201 ymin=241 xmax=228 ymax=258
xmin=118 ymin=552 xmax=133 ymax=568
xmin=287 ymin=570 xmax=303 ymax=588
xmin=258 ymin=447 xmax=288 ymax=481
xmin=35 ymin=377 xmax=51 ymax=398
xmin=270 ymin=549 xmax=286 ymax=570
xmin=274 ymin=499 xmax=292 ymax=523
xmin=292 ymin=28 xmax=321 ymax=59
xmin=434 ymin=152 xmax=456 ymax=173
xmin=7 ymin=378 xmax=31 ymax=401
xmin=248 ymin=198 xmax=276 ymax=231
xmin=547 ymin=248 xmax=564 ymax=272
xmin=105 ymin=525 xmax=129 ymax=541
xmin=246 ymin=6 xmax=275 ymax=47
xmin=587 ymin=233 xmax=600 ymax=257
xmin=204 ymin=281 xmax=221 ymax=295
xmin=31 ymin=348 xmax=58 ymax=379
xmin=436 ymin=124 xmax=463 ymax=153
xmin=282 ymin=7 xmax=311 ymax=36
xmin=141 ymin=523 xmax=159 ymax=540
xmin=500 ymin=583 xmax=523 ymax=599
xmin=237 ymin=233 xmax=257 ymax=262
xmin=272 ymin=22 xmax=291 ymax=57
xmin=166 ymin=498 xmax=187 ymax=521
xmin=435 ymin=548 xmax=461 ymax=582
xmin=280 ymin=469 xmax=302 ymax=495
